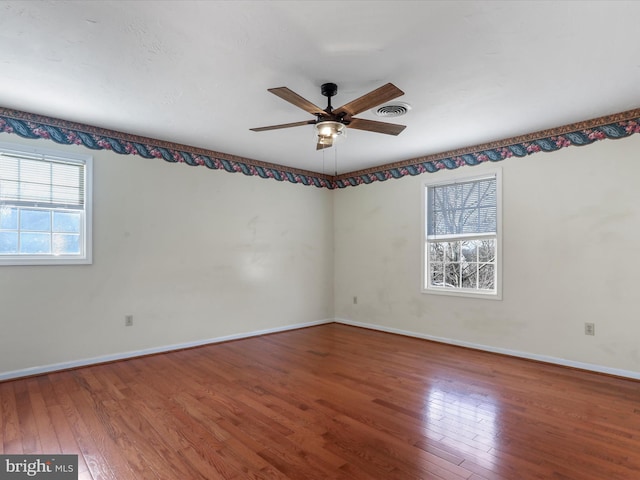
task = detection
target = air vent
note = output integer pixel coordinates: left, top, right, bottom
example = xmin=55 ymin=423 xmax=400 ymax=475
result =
xmin=373 ymin=102 xmax=412 ymax=118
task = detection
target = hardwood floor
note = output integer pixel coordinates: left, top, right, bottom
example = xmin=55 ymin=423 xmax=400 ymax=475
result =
xmin=2 ymin=323 xmax=640 ymax=479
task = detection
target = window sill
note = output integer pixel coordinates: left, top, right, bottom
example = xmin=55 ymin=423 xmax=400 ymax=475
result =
xmin=422 ymin=287 xmax=502 ymax=301
xmin=0 ymin=256 xmax=92 ymax=266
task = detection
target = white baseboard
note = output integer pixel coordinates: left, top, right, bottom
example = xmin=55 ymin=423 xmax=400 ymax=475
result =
xmin=0 ymin=319 xmax=333 ymax=382
xmin=335 ymin=318 xmax=640 ymax=381
xmin=5 ymin=318 xmax=638 ymax=382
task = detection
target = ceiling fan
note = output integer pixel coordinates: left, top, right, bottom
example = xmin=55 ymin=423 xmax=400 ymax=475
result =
xmin=250 ymin=82 xmax=406 ymax=150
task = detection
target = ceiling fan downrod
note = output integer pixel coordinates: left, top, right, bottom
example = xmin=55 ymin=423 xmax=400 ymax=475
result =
xmin=321 ymin=82 xmax=338 ymax=116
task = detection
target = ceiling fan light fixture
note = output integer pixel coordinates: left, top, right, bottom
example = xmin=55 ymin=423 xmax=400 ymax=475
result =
xmin=315 ymin=120 xmax=346 ymax=140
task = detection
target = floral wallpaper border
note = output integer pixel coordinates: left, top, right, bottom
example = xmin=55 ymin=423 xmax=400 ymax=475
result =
xmin=334 ymin=108 xmax=640 ymax=188
xmin=0 ymin=108 xmax=333 ymax=188
xmin=1 ymin=106 xmax=639 ymax=189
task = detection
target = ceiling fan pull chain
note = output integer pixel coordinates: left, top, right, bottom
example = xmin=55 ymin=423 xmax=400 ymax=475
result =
xmin=322 ymin=146 xmax=326 ymax=176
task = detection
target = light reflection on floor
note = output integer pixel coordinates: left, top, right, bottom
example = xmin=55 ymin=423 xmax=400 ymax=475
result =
xmin=425 ymin=385 xmax=500 ymax=469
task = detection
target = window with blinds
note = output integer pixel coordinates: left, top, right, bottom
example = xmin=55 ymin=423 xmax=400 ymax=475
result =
xmin=423 ymin=171 xmax=501 ymax=298
xmin=0 ymin=142 xmax=92 ymax=265
xmin=427 ymin=177 xmax=497 ymax=239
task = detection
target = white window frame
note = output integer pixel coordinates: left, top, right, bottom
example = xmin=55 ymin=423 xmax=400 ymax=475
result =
xmin=0 ymin=141 xmax=93 ymax=266
xmin=421 ymin=168 xmax=502 ymax=300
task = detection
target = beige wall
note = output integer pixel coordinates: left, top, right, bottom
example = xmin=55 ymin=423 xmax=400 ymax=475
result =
xmin=3 ymin=130 xmax=640 ymax=378
xmin=0 ymin=133 xmax=335 ymax=375
xmin=334 ymin=134 xmax=640 ymax=375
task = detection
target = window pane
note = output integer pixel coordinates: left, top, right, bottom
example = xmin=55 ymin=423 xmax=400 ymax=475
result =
xmin=53 ymin=233 xmax=80 ymax=254
xmin=0 ymin=179 xmax=19 ymax=200
xmin=53 ymin=211 xmax=81 ymax=233
xmin=461 ymin=240 xmax=478 ymax=262
xmin=478 ymin=239 xmax=496 ymax=262
xmin=21 ymin=158 xmax=50 ymax=183
xmin=444 ymin=241 xmax=459 ymax=262
xmin=479 ymin=264 xmax=495 ymax=290
xmin=0 ymin=207 xmax=18 ymax=229
xmin=429 ymin=242 xmax=444 ymax=262
xmin=52 ymin=163 xmax=80 ymax=187
xmin=20 ymin=159 xmax=52 ymax=203
xmin=0 ymin=232 xmax=18 ymax=253
xmin=0 ymin=156 xmax=19 ymax=180
xmin=20 ymin=232 xmax=51 ymax=253
xmin=20 ymin=181 xmax=51 ymax=204
xmin=444 ymin=263 xmax=460 ymax=287
xmin=461 ymin=264 xmax=478 ymax=289
xmin=429 ymin=262 xmax=444 ymax=287
xmin=51 ymin=185 xmax=81 ymax=205
xmin=20 ymin=209 xmax=51 ymax=231
xmin=51 ymin=162 xmax=83 ymax=206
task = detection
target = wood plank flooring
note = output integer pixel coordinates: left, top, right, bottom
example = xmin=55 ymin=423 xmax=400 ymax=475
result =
xmin=2 ymin=323 xmax=640 ymax=479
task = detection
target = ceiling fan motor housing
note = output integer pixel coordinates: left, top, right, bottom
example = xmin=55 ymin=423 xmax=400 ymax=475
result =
xmin=321 ymin=83 xmax=338 ymax=98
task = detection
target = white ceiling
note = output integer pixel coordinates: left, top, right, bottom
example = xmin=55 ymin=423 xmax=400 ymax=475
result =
xmin=1 ymin=1 xmax=639 ymax=175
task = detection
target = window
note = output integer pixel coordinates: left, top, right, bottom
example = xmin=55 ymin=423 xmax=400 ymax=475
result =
xmin=0 ymin=142 xmax=92 ymax=265
xmin=423 ymin=170 xmax=501 ymax=298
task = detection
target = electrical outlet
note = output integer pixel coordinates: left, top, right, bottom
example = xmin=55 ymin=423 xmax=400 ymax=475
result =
xmin=353 ymin=296 xmax=358 ymax=305
xmin=125 ymin=315 xmax=134 ymax=327
xmin=584 ymin=322 xmax=595 ymax=336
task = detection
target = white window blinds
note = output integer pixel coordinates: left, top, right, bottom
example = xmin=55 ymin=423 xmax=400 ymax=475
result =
xmin=427 ymin=176 xmax=497 ymax=238
xmin=0 ymin=151 xmax=85 ymax=210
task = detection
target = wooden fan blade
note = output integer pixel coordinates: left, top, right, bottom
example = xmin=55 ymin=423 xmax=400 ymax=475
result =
xmin=250 ymin=120 xmax=316 ymax=132
xmin=347 ymin=117 xmax=406 ymax=136
xmin=316 ymin=137 xmax=334 ymax=150
xmin=333 ymin=83 xmax=404 ymax=117
xmin=268 ymin=87 xmax=327 ymax=116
